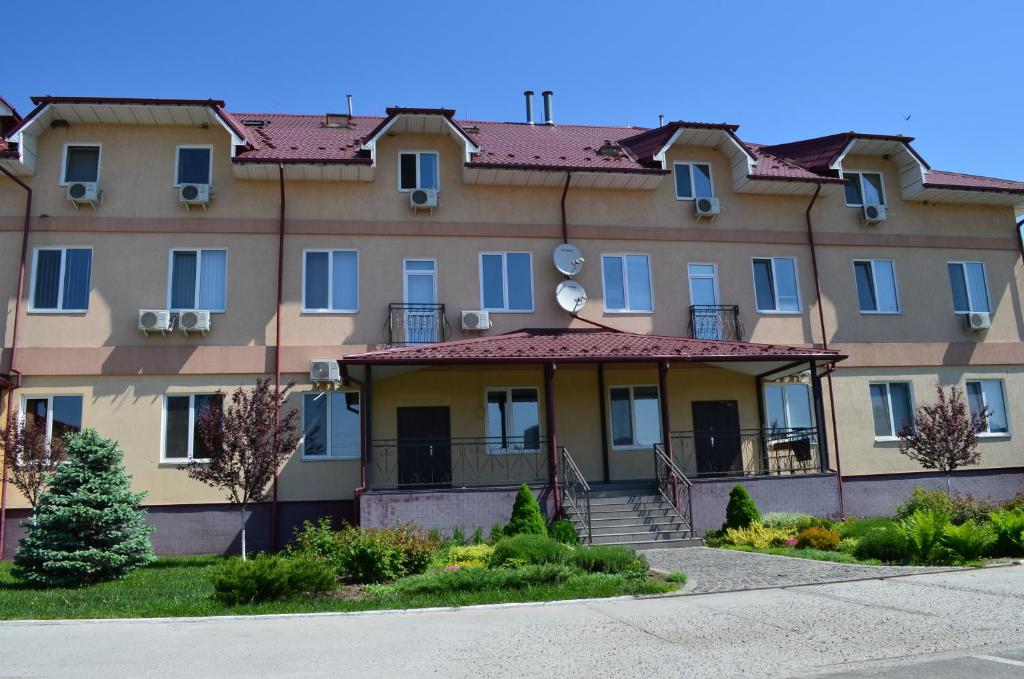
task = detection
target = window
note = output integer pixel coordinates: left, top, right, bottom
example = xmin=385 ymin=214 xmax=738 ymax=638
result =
xmin=22 ymin=395 xmax=83 ymax=444
xmin=61 ymin=144 xmax=100 ymax=185
xmin=870 ymin=382 xmax=914 ymax=439
xmin=485 ymin=388 xmax=541 ymax=452
xmin=843 ymin=171 xmax=885 ymax=206
xmin=303 ymin=392 xmax=361 ymax=459
xmin=947 ymin=261 xmax=991 ymax=314
xmin=967 ymin=379 xmax=1009 ymax=435
xmin=303 ymin=250 xmax=359 ymax=313
xmin=169 ymin=249 xmax=227 ymax=312
xmin=602 ymin=254 xmax=653 ymax=312
xmin=30 ymin=248 xmax=92 ymax=312
xmin=480 ymin=252 xmax=533 ymax=312
xmin=175 ymin=145 xmax=213 ymax=186
xmin=764 ymin=382 xmax=813 ymax=431
xmin=162 ymin=394 xmax=223 ymax=462
xmin=853 ymin=260 xmax=900 ymax=313
xmin=609 ymin=386 xmax=661 ymax=449
xmin=674 ymin=162 xmax=713 ymax=200
xmin=398 ymin=151 xmax=439 ymax=191
xmin=752 ymin=257 xmax=800 ymax=312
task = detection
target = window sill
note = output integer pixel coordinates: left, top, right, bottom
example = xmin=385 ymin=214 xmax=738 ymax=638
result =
xmin=486 ymin=449 xmax=543 ymax=456
xmin=859 ymin=311 xmax=902 ymax=316
xmin=756 ymin=310 xmax=803 ymax=316
xmin=301 ymin=309 xmax=359 ymax=315
xmin=301 ymin=456 xmax=359 ymax=462
xmin=27 ymin=309 xmax=88 ymax=315
xmin=845 ymin=203 xmax=887 ymax=209
xmin=169 ymin=309 xmax=226 ymax=315
xmin=398 ymin=188 xmax=440 ymax=193
xmin=159 ymin=459 xmax=209 ymax=467
xmin=612 ymin=446 xmax=657 ymax=453
xmin=952 ymin=311 xmax=991 ymax=316
xmin=480 ymin=309 xmax=535 ymax=314
xmin=674 ymin=196 xmax=714 ymax=202
xmin=603 ymin=310 xmax=655 ymax=315
xmin=872 ymin=436 xmax=900 ymax=443
xmin=977 ymin=433 xmax=1011 ymax=440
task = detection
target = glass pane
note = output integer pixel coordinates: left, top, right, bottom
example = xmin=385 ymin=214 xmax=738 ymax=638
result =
xmin=330 ymin=392 xmax=360 ymax=458
xmin=406 ymin=274 xmax=434 ymax=304
xmin=843 ymin=173 xmax=863 ymax=205
xmin=764 ymin=385 xmax=786 ymax=429
xmin=61 ymin=248 xmax=91 ymax=311
xmin=177 ymin=148 xmax=211 ymax=184
xmin=785 ymin=384 xmax=813 ymax=429
xmin=966 ymin=381 xmax=985 ymax=421
xmin=481 ymin=254 xmax=505 ymax=309
xmin=603 ymin=256 xmax=626 ymax=310
xmin=198 ymin=250 xmax=227 ymax=311
xmin=981 ymin=381 xmax=1008 ymax=433
xmin=304 ymin=252 xmax=329 ymax=310
xmin=486 ymin=390 xmax=509 ymax=449
xmin=193 ymin=394 xmax=222 ymax=459
xmin=633 ymin=386 xmax=661 ymax=447
xmin=609 ymin=388 xmax=633 ymax=446
xmin=331 ymin=251 xmax=359 ymax=311
xmin=399 ymin=153 xmax=417 ymax=190
xmin=419 ymin=153 xmax=438 ymax=190
xmin=692 ymin=164 xmax=713 ymax=197
xmin=854 ymin=261 xmax=877 ymax=311
xmin=170 ymin=251 xmax=197 ymax=309
xmin=65 ymin=146 xmax=100 ymax=183
xmin=965 ymin=263 xmax=990 ymax=313
xmin=625 ymin=255 xmax=652 ymax=311
xmin=948 ymin=263 xmax=969 ymax=313
xmin=51 ymin=396 xmax=83 ymax=441
xmin=774 ymin=258 xmax=799 ymax=311
xmin=24 ymin=398 xmax=48 ymax=432
xmin=674 ymin=164 xmax=693 ymax=199
xmin=870 ymin=384 xmax=892 ymax=437
xmin=688 ymin=264 xmax=715 ymax=278
xmin=164 ymin=396 xmax=191 ymax=459
xmin=405 ymin=260 xmax=434 ymax=272
xmin=873 ymin=261 xmax=899 ymax=312
xmin=753 ymin=259 xmax=775 ymax=311
xmin=511 ymin=389 xmax=540 ymax=450
xmin=690 ymin=276 xmax=717 ymax=306
xmin=506 ymin=253 xmax=532 ymax=311
xmin=889 ymin=383 xmax=913 ymax=434
xmin=33 ymin=250 xmax=62 ymax=309
xmin=862 ymin=173 xmax=884 ymax=205
xmin=303 ymin=394 xmax=327 ymax=457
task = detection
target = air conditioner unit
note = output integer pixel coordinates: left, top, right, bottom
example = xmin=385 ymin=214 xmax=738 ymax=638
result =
xmin=965 ymin=311 xmax=991 ymax=332
xmin=138 ymin=309 xmax=172 ymax=334
xmin=309 ymin=360 xmax=341 ymax=383
xmin=461 ymin=310 xmax=491 ymax=331
xmin=861 ymin=204 xmax=886 ymax=225
xmin=694 ymin=196 xmax=720 ymax=219
xmin=179 ymin=183 xmax=211 ymax=210
xmin=178 ymin=309 xmax=211 ymax=334
xmin=67 ymin=182 xmax=101 ymax=208
xmin=409 ymin=188 xmax=438 ymax=209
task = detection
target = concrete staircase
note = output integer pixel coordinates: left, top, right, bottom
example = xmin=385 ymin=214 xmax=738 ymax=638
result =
xmin=565 ymin=486 xmax=702 ymax=548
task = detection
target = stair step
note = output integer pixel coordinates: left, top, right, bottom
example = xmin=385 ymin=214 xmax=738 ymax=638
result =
xmin=589 ymin=494 xmax=663 ymax=506
xmin=586 ymin=516 xmax=685 ymax=527
xmin=578 ymin=507 xmax=678 ymax=518
xmin=590 ymin=531 xmax=694 ymax=545
xmin=611 ymin=538 xmax=704 ymax=549
xmin=589 ymin=521 xmax=687 ymax=534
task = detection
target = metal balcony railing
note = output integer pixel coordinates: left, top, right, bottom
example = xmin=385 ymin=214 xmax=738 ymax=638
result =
xmin=385 ymin=303 xmax=451 ymax=346
xmin=689 ymin=305 xmax=743 ymax=341
xmin=668 ymin=427 xmax=824 ymax=478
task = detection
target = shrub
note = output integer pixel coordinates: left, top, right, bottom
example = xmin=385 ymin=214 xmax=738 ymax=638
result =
xmin=902 ymin=509 xmax=952 ymax=565
xmin=796 ymin=526 xmax=840 ymax=551
xmin=570 ymin=545 xmax=648 ymax=576
xmin=950 ymin=494 xmax=996 ymax=526
xmin=488 ymin=534 xmax=568 ymax=568
xmin=941 ymin=521 xmax=995 ymax=563
xmin=451 ymin=527 xmax=466 ymax=545
xmin=837 ymin=537 xmax=859 ymax=555
xmin=210 ymin=555 xmax=335 ymax=604
xmin=702 ymin=528 xmax=724 ymax=548
xmin=506 ymin=484 xmax=547 ymax=536
xmin=895 ymin=487 xmax=952 ymax=522
xmin=853 ymin=528 xmax=912 ymax=563
xmin=382 ymin=563 xmax=578 ymax=597
xmin=446 ymin=544 xmax=494 ymax=568
xmin=665 ymin=571 xmax=687 ymax=584
xmin=838 ymin=517 xmax=897 ymax=540
xmin=548 ymin=518 xmax=580 ymax=545
xmin=289 ymin=521 xmax=438 ymax=583
xmin=488 ymin=523 xmax=505 ymax=544
xmin=989 ymin=508 xmax=1024 ymax=557
xmin=724 ymin=523 xmax=790 ymax=549
xmin=1002 ymin=492 xmax=1024 ymax=512
xmin=471 ymin=528 xmax=485 ymax=545
xmin=723 ymin=485 xmax=761 ymax=531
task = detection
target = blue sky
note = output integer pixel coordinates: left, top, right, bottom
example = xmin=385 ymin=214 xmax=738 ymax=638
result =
xmin=6 ymin=0 xmax=1023 ymax=180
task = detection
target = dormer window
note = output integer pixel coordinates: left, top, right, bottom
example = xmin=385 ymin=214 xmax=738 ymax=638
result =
xmin=61 ymin=144 xmax=100 ymax=186
xmin=398 ymin=151 xmax=439 ymax=192
xmin=674 ymin=162 xmax=713 ymax=201
xmin=175 ymin=145 xmax=213 ymax=187
xmin=843 ymin=171 xmax=885 ymax=207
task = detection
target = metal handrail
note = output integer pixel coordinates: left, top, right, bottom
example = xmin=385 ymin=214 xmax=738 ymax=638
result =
xmin=384 ymin=303 xmax=451 ymax=346
xmin=668 ymin=427 xmax=823 ymax=478
xmin=558 ymin=447 xmax=592 ymax=544
xmin=688 ymin=304 xmax=744 ymax=341
xmin=654 ymin=443 xmax=694 ymax=536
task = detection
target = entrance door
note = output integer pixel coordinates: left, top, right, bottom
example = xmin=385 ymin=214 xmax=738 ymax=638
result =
xmin=692 ymin=400 xmax=742 ymax=475
xmin=688 ymin=263 xmax=721 ymax=339
xmin=404 ymin=259 xmax=438 ymax=343
xmin=397 ymin=406 xmax=451 ymax=487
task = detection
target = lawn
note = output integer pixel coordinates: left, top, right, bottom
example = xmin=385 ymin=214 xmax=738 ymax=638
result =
xmin=721 ymin=545 xmax=881 ymax=565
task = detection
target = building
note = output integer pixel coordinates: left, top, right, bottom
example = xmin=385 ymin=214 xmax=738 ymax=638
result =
xmin=1 ymin=92 xmax=1022 ymax=555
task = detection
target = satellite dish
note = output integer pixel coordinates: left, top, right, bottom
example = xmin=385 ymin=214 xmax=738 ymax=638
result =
xmin=553 ymin=243 xmax=584 ymax=277
xmin=555 ymin=280 xmax=587 ymax=313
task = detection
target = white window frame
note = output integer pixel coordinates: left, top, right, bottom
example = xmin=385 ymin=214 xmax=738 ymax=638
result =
xmin=19 ymin=394 xmax=84 ymax=445
xmin=301 ymin=391 xmax=362 ymax=461
xmin=751 ymin=256 xmax=801 ymax=314
xmin=763 ymin=382 xmax=813 ymax=431
xmin=843 ymin=170 xmax=887 ymax=207
xmin=478 ymin=251 xmax=535 ymax=313
xmin=397 ymin=150 xmax=440 ymax=192
xmin=160 ymin=393 xmax=221 ymax=463
xmin=59 ymin=142 xmax=102 ymax=186
xmin=484 ymin=387 xmax=543 ymax=454
xmin=301 ymin=248 xmax=360 ymax=314
xmin=673 ymin=161 xmax=714 ymax=201
xmin=870 ymin=381 xmax=916 ymax=441
xmin=167 ymin=248 xmax=229 ymax=313
xmin=966 ymin=378 xmax=1011 ymax=437
xmin=947 ymin=260 xmax=991 ymax=315
xmin=687 ymin=262 xmax=720 ymax=306
xmin=852 ymin=258 xmax=901 ymax=315
xmin=608 ymin=384 xmax=662 ymax=451
xmin=173 ymin=144 xmax=214 ymax=187
xmin=28 ymin=246 xmax=93 ymax=314
xmin=601 ymin=253 xmax=655 ymax=313
xmin=403 ymin=258 xmax=438 ymax=304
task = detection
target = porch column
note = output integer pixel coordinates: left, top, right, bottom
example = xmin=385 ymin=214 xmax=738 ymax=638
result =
xmin=597 ymin=362 xmax=610 ymax=483
xmin=658 ymin=360 xmax=673 ymax=460
xmin=754 ymin=373 xmax=769 ymax=470
xmin=809 ymin=360 xmax=830 ymax=472
xmin=363 ymin=364 xmax=373 ymax=487
xmin=544 ymin=362 xmax=561 ymax=514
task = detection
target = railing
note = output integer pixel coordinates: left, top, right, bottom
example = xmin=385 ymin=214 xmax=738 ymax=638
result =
xmin=654 ymin=443 xmax=694 ymax=533
xmin=559 ymin=447 xmax=592 ymax=544
xmin=368 ymin=437 xmax=549 ymax=490
xmin=689 ymin=305 xmax=743 ymax=341
xmin=669 ymin=427 xmax=823 ymax=479
xmin=385 ymin=303 xmax=451 ymax=346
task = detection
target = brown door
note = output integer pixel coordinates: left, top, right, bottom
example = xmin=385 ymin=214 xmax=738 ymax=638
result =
xmin=692 ymin=400 xmax=742 ymax=476
xmin=396 ymin=406 xmax=452 ymax=488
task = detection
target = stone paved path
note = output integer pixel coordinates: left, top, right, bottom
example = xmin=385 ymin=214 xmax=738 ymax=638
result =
xmin=642 ymin=546 xmax=952 ymax=593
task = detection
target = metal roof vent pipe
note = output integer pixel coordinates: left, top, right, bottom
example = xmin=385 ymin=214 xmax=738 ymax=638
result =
xmin=658 ymin=114 xmax=665 ymax=127
xmin=524 ymin=90 xmax=534 ymax=125
xmin=346 ymin=94 xmax=354 ymax=117
xmin=542 ymin=90 xmax=554 ymax=125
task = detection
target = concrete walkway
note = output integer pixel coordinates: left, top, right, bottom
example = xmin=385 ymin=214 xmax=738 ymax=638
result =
xmin=1 ymin=566 xmax=1022 ymax=678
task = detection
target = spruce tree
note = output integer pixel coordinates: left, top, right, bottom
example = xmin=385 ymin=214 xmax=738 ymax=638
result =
xmin=723 ymin=484 xmax=761 ymax=531
xmin=13 ymin=429 xmax=155 ymax=587
xmin=505 ymin=484 xmax=547 ymax=536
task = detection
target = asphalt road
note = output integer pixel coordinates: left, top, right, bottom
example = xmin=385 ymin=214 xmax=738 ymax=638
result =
xmin=2 ymin=565 xmax=1022 ymax=678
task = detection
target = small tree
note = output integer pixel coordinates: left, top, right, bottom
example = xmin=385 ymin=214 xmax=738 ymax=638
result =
xmin=0 ymin=417 xmax=66 ymax=509
xmin=898 ymin=383 xmax=987 ymax=497
xmin=723 ymin=484 xmax=760 ymax=531
xmin=505 ymin=484 xmax=547 ymax=536
xmin=185 ymin=378 xmax=300 ymax=559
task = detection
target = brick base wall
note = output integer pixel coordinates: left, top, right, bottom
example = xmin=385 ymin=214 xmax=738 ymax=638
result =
xmin=842 ymin=468 xmax=1024 ymax=518
xmin=691 ymin=474 xmax=841 ymax=534
xmin=360 ymin=486 xmax=553 ymax=535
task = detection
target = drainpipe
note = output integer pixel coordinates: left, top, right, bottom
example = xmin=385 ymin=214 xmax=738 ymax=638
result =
xmin=560 ymin=172 xmax=571 ymax=244
xmin=340 ymin=362 xmax=367 ymax=526
xmin=270 ymin=163 xmax=286 ymax=550
xmin=1015 ymin=216 xmax=1024 ymax=262
xmin=804 ymin=183 xmax=845 ymax=516
xmin=0 ymin=165 xmax=31 ymax=559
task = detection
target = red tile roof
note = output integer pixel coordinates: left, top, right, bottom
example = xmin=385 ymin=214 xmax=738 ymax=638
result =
xmin=923 ymin=169 xmax=1024 ymax=194
xmin=341 ymin=328 xmax=845 ymax=365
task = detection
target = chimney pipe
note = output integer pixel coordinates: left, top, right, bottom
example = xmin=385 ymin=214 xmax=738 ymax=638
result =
xmin=658 ymin=114 xmax=665 ymax=127
xmin=524 ymin=90 xmax=534 ymax=125
xmin=542 ymin=90 xmax=554 ymax=125
xmin=346 ymin=94 xmax=353 ymax=117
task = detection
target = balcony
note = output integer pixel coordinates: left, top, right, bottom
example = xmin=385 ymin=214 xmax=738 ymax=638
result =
xmin=689 ymin=305 xmax=743 ymax=341
xmin=368 ymin=437 xmax=550 ymax=490
xmin=669 ymin=427 xmax=824 ymax=478
xmin=385 ymin=303 xmax=451 ymax=346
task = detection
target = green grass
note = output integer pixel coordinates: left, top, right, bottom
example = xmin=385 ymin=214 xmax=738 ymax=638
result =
xmin=722 ymin=544 xmax=882 ymax=565
xmin=837 ymin=517 xmax=898 ymax=540
xmin=0 ymin=556 xmax=674 ymax=620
